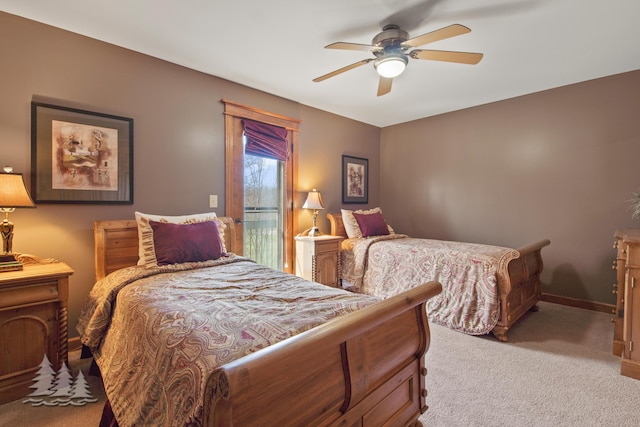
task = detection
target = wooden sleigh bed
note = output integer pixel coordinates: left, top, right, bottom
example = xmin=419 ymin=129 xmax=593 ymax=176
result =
xmin=80 ymin=216 xmax=442 ymax=426
xmin=328 ymin=212 xmax=550 ymax=342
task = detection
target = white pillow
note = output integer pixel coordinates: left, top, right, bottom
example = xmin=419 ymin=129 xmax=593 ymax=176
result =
xmin=341 ymin=208 xmax=394 ymax=238
xmin=134 ymin=211 xmax=226 ymax=268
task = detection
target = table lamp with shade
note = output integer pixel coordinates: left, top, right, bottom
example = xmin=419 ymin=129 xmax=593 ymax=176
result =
xmin=0 ymin=167 xmax=35 ymax=267
xmin=300 ymin=189 xmax=324 ymax=236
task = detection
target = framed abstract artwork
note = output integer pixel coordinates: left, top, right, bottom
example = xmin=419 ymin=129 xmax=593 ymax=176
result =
xmin=342 ymin=155 xmax=368 ymax=204
xmin=31 ymin=102 xmax=133 ymax=204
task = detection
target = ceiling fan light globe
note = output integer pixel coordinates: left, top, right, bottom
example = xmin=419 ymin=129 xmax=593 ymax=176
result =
xmin=375 ymin=56 xmax=407 ymax=78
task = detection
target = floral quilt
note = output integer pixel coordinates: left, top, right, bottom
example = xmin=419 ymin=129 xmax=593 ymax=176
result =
xmin=341 ymin=235 xmax=519 ymax=335
xmin=77 ymin=256 xmax=378 ymax=427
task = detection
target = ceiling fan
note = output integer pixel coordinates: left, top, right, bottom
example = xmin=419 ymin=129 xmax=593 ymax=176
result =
xmin=313 ymin=23 xmax=483 ymax=96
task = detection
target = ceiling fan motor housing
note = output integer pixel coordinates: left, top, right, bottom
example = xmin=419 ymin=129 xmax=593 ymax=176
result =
xmin=373 ymin=24 xmax=408 ymax=45
xmin=373 ymin=24 xmax=410 ymax=77
xmin=372 ymin=24 xmax=409 ymax=55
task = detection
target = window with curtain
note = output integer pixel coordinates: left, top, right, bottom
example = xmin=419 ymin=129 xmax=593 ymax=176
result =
xmin=223 ymin=99 xmax=300 ymax=274
xmin=241 ymin=119 xmax=289 ymax=269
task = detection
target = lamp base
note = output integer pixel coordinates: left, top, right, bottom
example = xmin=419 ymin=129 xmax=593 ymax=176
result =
xmin=0 ymin=253 xmax=18 ymax=262
xmin=297 ymin=227 xmax=322 ymax=237
xmin=307 ymin=227 xmax=322 ymax=237
xmin=0 ymin=253 xmax=23 ymax=272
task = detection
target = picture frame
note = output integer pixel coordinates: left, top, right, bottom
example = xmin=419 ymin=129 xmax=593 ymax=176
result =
xmin=31 ymin=102 xmax=133 ymax=204
xmin=342 ymin=155 xmax=368 ymax=204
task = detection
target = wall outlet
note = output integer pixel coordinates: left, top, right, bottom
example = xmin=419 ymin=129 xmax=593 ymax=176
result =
xmin=209 ymin=195 xmax=218 ymax=208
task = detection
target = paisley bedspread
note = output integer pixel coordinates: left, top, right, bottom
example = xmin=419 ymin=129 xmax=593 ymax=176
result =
xmin=341 ymin=236 xmax=519 ymax=335
xmin=77 ymin=255 xmax=378 ymax=427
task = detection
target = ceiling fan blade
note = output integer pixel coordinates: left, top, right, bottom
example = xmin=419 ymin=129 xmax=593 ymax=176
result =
xmin=377 ymin=77 xmax=393 ymax=96
xmin=410 ymin=49 xmax=483 ymax=64
xmin=313 ymin=59 xmax=374 ymax=82
xmin=403 ymin=23 xmax=471 ymax=48
xmin=325 ymin=42 xmax=381 ymax=52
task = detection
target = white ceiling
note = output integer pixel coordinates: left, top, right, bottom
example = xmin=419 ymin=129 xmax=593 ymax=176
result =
xmin=2 ymin=0 xmax=639 ymax=127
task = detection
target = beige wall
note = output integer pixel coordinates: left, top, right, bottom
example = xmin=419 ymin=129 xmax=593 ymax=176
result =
xmin=298 ymin=108 xmax=381 ymax=232
xmin=381 ymin=70 xmax=640 ymax=304
xmin=0 ymin=12 xmax=380 ymax=338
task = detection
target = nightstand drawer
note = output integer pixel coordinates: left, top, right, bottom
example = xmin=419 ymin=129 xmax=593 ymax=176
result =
xmin=314 ymin=239 xmax=342 ymax=254
xmin=0 ymin=282 xmax=59 ymax=308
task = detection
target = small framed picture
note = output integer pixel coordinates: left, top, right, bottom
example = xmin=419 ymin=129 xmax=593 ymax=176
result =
xmin=31 ymin=102 xmax=133 ymax=204
xmin=342 ymin=155 xmax=368 ymax=204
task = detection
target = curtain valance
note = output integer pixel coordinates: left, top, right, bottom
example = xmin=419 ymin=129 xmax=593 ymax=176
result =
xmin=242 ymin=119 xmax=288 ymax=161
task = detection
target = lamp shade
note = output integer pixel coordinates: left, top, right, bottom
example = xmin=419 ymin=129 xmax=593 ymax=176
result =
xmin=302 ymin=189 xmax=324 ymax=210
xmin=0 ymin=173 xmax=35 ymax=208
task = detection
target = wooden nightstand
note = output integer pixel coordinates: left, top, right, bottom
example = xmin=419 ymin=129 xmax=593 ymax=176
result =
xmin=0 ymin=255 xmax=74 ymax=404
xmin=295 ymin=235 xmax=343 ymax=287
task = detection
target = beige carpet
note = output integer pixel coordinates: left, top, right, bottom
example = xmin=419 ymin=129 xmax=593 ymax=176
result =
xmin=420 ymin=302 xmax=640 ymax=426
xmin=1 ymin=302 xmax=638 ymax=426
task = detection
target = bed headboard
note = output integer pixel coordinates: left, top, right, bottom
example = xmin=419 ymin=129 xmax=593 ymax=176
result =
xmin=93 ymin=217 xmax=236 ymax=282
xmin=327 ymin=212 xmax=347 ymax=238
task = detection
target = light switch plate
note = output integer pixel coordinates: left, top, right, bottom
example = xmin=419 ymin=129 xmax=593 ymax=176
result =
xmin=209 ymin=195 xmax=218 ymax=208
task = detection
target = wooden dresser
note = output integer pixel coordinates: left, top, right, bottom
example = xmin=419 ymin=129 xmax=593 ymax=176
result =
xmin=613 ymin=229 xmax=640 ymax=380
xmin=0 ymin=256 xmax=74 ymax=404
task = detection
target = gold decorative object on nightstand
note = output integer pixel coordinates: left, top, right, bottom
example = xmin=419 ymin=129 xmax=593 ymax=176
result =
xmin=0 ymin=257 xmax=73 ymax=404
xmin=295 ymin=235 xmax=343 ymax=287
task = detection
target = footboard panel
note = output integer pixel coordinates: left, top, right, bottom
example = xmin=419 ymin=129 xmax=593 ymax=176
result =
xmin=345 ymin=360 xmax=423 ymax=427
xmin=203 ymin=281 xmax=442 ymax=426
xmin=493 ymin=239 xmax=549 ymax=340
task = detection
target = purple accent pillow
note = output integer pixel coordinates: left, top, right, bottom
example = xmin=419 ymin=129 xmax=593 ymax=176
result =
xmin=352 ymin=211 xmax=390 ymax=237
xmin=150 ymin=220 xmax=225 ymax=265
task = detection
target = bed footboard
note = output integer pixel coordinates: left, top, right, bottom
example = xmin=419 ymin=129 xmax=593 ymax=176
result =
xmin=492 ymin=239 xmax=550 ymax=341
xmin=326 ymin=212 xmax=549 ymax=343
xmin=203 ymin=281 xmax=442 ymax=427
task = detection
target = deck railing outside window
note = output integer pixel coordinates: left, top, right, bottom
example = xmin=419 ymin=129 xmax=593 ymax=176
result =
xmin=243 ymin=207 xmax=281 ymax=270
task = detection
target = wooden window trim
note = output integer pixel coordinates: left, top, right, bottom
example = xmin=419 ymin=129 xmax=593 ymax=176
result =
xmin=222 ymin=99 xmax=300 ymax=273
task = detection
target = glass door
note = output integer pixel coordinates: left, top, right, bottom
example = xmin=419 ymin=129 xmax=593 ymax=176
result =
xmin=243 ymin=153 xmax=284 ymax=270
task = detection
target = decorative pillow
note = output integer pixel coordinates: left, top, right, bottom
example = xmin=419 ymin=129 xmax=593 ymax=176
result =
xmin=352 ymin=211 xmax=390 ymax=237
xmin=135 ymin=211 xmax=226 ymax=268
xmin=150 ymin=220 xmax=225 ymax=265
xmin=341 ymin=209 xmax=362 ymax=238
xmin=341 ymin=208 xmax=394 ymax=238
